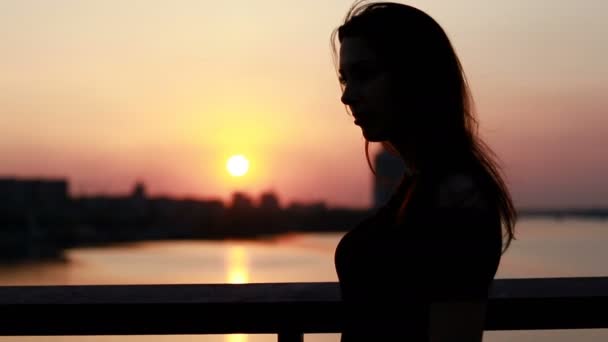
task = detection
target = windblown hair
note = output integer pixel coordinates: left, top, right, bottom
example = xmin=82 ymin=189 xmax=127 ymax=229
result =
xmin=330 ymin=0 xmax=517 ymax=252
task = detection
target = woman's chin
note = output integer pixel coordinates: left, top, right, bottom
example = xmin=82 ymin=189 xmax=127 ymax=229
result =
xmin=361 ymin=129 xmax=385 ymax=142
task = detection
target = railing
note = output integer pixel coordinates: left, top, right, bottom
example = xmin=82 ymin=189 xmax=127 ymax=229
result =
xmin=1 ymin=277 xmax=607 ymax=341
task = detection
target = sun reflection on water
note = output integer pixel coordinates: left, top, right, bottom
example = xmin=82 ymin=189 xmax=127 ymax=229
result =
xmin=226 ymin=245 xmax=250 ymax=342
xmin=227 ymin=334 xmax=248 ymax=342
xmin=227 ymin=245 xmax=249 ymax=284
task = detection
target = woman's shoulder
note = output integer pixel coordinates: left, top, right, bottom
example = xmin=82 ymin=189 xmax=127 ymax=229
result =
xmin=433 ymin=172 xmax=489 ymax=210
xmin=407 ymin=170 xmax=499 ymax=234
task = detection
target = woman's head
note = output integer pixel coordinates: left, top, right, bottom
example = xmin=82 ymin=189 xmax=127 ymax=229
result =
xmin=331 ymin=0 xmax=473 ymax=170
xmin=331 ymin=1 xmax=517 ymax=252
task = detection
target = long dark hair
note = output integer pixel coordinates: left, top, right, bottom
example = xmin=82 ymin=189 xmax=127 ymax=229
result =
xmin=330 ymin=0 xmax=517 ymax=253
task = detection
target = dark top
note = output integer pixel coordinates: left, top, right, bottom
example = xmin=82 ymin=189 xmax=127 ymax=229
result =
xmin=334 ymin=170 xmax=503 ymax=341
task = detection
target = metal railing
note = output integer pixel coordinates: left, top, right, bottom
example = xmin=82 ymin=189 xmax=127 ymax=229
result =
xmin=1 ymin=277 xmax=607 ymax=341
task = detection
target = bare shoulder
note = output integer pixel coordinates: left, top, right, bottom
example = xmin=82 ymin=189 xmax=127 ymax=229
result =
xmin=435 ymin=173 xmax=489 ymax=210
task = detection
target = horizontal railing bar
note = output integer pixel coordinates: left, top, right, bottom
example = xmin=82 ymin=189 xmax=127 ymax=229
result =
xmin=1 ymin=277 xmax=607 ymax=335
xmin=278 ymin=332 xmax=304 ymax=342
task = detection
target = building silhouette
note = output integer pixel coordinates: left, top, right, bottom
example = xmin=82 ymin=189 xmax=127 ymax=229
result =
xmin=231 ymin=192 xmax=254 ymax=211
xmin=259 ymin=191 xmax=281 ymax=211
xmin=372 ymin=148 xmax=405 ymax=208
xmin=131 ymin=181 xmax=147 ymax=200
xmin=0 ymin=178 xmax=68 ymax=209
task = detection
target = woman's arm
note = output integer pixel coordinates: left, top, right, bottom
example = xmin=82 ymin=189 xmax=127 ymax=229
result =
xmin=422 ymin=173 xmax=502 ymax=341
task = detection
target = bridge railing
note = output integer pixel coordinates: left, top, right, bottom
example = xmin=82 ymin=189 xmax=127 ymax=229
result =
xmin=1 ymin=277 xmax=607 ymax=341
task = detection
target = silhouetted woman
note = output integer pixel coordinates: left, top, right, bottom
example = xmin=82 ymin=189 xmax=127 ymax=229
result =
xmin=331 ymin=1 xmax=517 ymax=341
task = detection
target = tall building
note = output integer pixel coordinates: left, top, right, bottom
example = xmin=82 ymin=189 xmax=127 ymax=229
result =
xmin=0 ymin=178 xmax=68 ymax=208
xmin=372 ymin=148 xmax=405 ymax=208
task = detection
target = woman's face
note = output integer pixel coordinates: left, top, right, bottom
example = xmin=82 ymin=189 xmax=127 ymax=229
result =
xmin=339 ymin=37 xmax=399 ymax=142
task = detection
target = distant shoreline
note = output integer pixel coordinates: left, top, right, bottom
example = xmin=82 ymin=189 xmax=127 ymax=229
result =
xmin=517 ymin=209 xmax=608 ymax=220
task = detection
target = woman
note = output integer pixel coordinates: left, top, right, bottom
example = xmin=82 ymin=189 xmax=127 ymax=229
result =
xmin=330 ymin=1 xmax=517 ymax=341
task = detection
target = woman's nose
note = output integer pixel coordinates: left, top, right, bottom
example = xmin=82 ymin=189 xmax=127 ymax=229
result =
xmin=341 ymin=85 xmax=357 ymax=105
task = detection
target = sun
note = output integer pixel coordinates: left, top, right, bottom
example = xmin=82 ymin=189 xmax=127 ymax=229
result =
xmin=226 ymin=155 xmax=249 ymax=177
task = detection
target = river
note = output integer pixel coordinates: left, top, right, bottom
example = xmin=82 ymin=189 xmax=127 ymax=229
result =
xmin=1 ymin=217 xmax=607 ymax=341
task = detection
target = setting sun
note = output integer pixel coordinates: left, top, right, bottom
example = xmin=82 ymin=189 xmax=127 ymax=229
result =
xmin=226 ymin=155 xmax=249 ymax=177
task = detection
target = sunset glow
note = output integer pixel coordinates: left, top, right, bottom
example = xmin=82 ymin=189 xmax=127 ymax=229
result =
xmin=0 ymin=0 xmax=606 ymax=209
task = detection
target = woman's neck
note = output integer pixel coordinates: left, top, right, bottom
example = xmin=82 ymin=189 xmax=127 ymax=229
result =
xmin=388 ymin=140 xmax=420 ymax=176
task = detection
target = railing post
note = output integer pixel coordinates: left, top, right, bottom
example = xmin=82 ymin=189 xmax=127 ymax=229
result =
xmin=277 ymin=331 xmax=303 ymax=342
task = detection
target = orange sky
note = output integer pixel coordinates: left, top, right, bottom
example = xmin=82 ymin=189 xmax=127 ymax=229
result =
xmin=1 ymin=0 xmax=607 ymax=209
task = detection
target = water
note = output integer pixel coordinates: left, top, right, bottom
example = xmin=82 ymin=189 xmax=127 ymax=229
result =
xmin=1 ymin=218 xmax=607 ymax=341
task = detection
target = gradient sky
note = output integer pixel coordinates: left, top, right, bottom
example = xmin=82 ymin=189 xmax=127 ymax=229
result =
xmin=1 ymin=0 xmax=606 ymax=209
